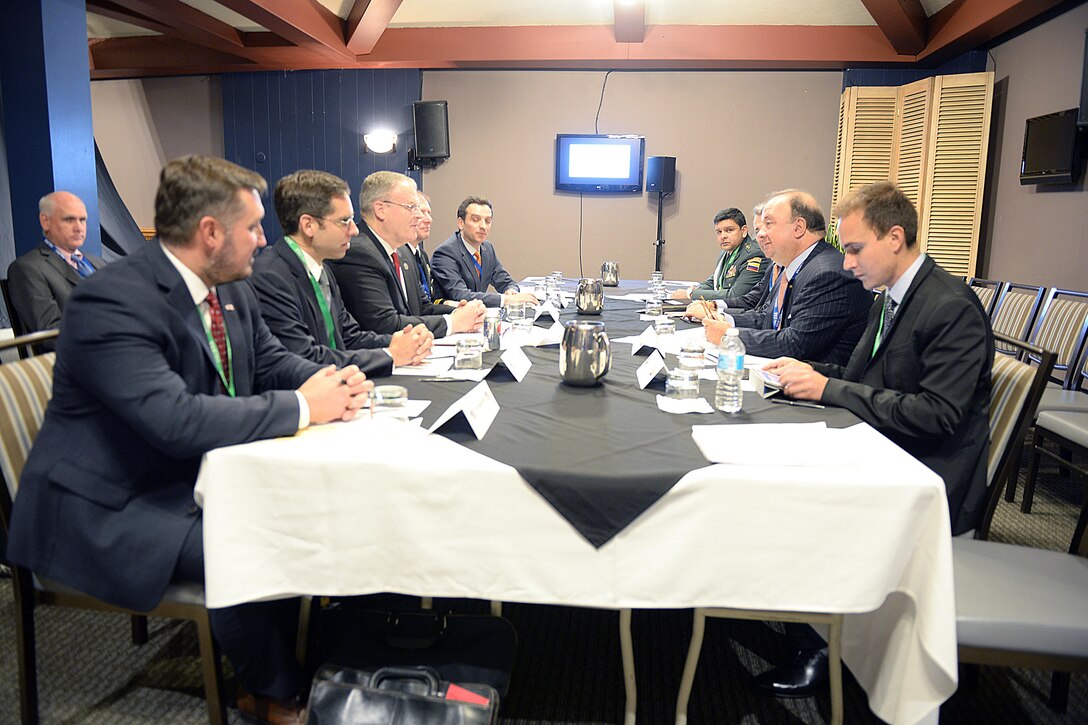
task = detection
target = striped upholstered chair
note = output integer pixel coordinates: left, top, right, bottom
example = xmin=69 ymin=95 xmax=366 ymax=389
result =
xmin=989 ymin=283 xmax=1045 ymax=357
xmin=0 ymin=347 xmax=228 ymax=725
xmin=1027 ymin=288 xmax=1088 ymax=387
xmin=967 ymin=277 xmax=1003 ymax=317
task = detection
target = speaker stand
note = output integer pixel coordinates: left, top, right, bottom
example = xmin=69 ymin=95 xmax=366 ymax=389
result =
xmin=652 ymin=191 xmax=671 ymax=273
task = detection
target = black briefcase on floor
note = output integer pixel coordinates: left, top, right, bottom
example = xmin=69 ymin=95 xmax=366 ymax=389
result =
xmin=306 ymin=664 xmax=499 ymax=725
xmin=307 ymin=598 xmax=517 ymax=697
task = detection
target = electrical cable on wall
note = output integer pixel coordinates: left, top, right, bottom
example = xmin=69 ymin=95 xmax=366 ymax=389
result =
xmin=578 ymin=70 xmax=614 ymax=278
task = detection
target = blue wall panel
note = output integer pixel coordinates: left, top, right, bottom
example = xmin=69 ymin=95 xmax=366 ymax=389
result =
xmin=223 ymin=69 xmax=421 ymax=243
xmin=843 ymin=50 xmax=988 ymax=90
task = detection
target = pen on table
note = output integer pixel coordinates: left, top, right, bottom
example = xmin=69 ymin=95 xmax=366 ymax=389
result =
xmin=770 ymin=397 xmax=826 ymax=410
xmin=418 ymin=377 xmax=462 ymax=382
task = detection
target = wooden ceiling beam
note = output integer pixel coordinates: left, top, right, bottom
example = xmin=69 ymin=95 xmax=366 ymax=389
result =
xmin=106 ymin=0 xmax=246 ymax=50
xmin=89 ymin=36 xmax=257 ymax=78
xmin=346 ymin=0 xmax=403 ymax=55
xmin=87 ymin=2 xmax=177 ymax=36
xmin=217 ymin=0 xmax=354 ymax=62
xmin=921 ymin=0 xmax=1071 ymax=64
xmin=858 ymin=0 xmax=927 ymax=55
xmin=613 ymin=0 xmax=646 ymax=43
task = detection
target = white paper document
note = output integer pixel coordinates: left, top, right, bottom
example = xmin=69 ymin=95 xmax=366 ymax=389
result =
xmin=691 ymin=422 xmax=895 ymax=467
xmin=500 ymin=345 xmax=532 ymax=381
xmin=656 ymin=395 xmax=715 ymax=414
xmin=636 ymin=350 xmax=667 ymax=389
xmin=392 ymin=358 xmax=454 ymax=376
xmin=427 ymin=381 xmax=499 ymax=440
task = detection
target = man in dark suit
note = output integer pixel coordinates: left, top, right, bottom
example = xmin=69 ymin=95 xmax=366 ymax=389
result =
xmin=757 ymin=181 xmax=994 ymax=698
xmin=404 ymin=191 xmax=444 ymax=305
xmin=6 ymin=156 xmax=371 ymax=724
xmin=672 ymin=207 xmax=768 ymax=302
xmin=250 ymin=170 xmax=432 ymax=374
xmin=6 ymin=191 xmax=105 ymax=346
xmin=430 ymin=196 xmax=538 ymax=308
xmin=330 ymin=171 xmax=485 ymax=337
xmin=702 ymin=190 xmax=871 ymax=366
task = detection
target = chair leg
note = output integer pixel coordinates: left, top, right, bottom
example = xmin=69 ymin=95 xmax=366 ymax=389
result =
xmin=827 ymin=615 xmax=844 ymax=725
xmin=1059 ymin=446 xmax=1073 ymax=478
xmin=675 ymin=609 xmax=707 ymax=725
xmin=1022 ymin=428 xmax=1045 ymax=513
xmin=13 ymin=578 xmax=39 ymax=725
xmin=130 ymin=615 xmax=149 ymax=645
xmin=296 ymin=596 xmax=312 ymax=668
xmin=1048 ymin=672 xmax=1070 ymax=712
xmin=619 ymin=609 xmax=636 ymax=725
xmin=1005 ymin=439 xmax=1025 ymax=502
xmin=194 ymin=613 xmax=227 ymax=725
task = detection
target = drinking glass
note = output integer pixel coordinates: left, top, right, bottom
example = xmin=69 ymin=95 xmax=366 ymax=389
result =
xmin=454 ymin=336 xmax=485 ymax=369
xmin=370 ymin=384 xmax=409 ymax=420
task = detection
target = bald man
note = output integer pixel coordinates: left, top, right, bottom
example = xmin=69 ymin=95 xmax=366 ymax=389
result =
xmin=7 ymin=191 xmax=105 ymax=344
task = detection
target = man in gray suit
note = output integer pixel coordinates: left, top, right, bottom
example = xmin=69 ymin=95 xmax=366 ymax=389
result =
xmin=7 ymin=191 xmax=105 ymax=343
xmin=430 ymin=196 xmax=538 ymax=308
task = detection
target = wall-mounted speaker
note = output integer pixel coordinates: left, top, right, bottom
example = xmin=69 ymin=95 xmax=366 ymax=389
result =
xmin=413 ymin=101 xmax=450 ymax=160
xmin=646 ymin=156 xmax=676 ymax=194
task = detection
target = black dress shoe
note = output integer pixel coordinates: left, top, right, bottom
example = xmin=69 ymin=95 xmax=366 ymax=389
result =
xmin=751 ymin=647 xmax=829 ymax=699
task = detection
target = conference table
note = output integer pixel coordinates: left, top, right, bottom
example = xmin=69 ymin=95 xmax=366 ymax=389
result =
xmin=194 ymin=279 xmax=957 ymax=725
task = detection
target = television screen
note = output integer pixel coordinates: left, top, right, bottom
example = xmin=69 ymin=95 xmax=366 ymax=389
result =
xmin=1020 ymin=108 xmax=1082 ymax=185
xmin=555 ymin=134 xmax=645 ymax=193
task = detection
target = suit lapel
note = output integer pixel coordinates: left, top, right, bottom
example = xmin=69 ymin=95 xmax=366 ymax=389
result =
xmin=360 ymin=224 xmax=410 ymax=314
xmin=216 ymin=283 xmax=252 ymax=395
xmin=459 ymin=236 xmax=482 ymax=292
xmin=401 ymin=252 xmax=424 ymax=315
xmin=277 ymin=242 xmax=326 ymax=343
xmin=862 ymin=256 xmax=934 ymax=371
xmin=41 ymin=245 xmax=83 ymax=286
xmin=148 ymin=244 xmax=220 ymax=381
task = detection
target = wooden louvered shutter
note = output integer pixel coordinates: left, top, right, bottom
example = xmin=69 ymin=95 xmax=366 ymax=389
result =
xmin=831 ymin=90 xmax=849 ymax=214
xmin=841 ymin=87 xmax=898 ymax=196
xmin=918 ymin=72 xmax=994 ymax=278
xmin=891 ymin=78 xmax=933 ymax=212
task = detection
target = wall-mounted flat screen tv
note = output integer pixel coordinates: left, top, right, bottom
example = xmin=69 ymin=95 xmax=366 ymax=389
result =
xmin=1020 ymin=108 xmax=1082 ymax=185
xmin=555 ymin=134 xmax=645 ymax=193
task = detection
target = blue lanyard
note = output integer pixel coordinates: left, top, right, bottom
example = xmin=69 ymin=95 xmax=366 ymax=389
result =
xmin=469 ymin=250 xmax=483 ymax=279
xmin=44 ymin=240 xmax=94 ymax=278
xmin=771 ymin=267 xmax=788 ymax=329
xmin=416 ymin=253 xmax=431 ymax=298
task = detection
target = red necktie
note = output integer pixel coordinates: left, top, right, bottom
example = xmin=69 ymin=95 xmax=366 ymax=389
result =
xmin=206 ymin=291 xmax=230 ymax=388
xmin=473 ymin=250 xmax=482 ymax=278
xmin=391 ymin=251 xmax=408 ymax=302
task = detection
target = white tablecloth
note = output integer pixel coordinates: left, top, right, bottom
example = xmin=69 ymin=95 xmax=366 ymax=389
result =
xmin=196 ymin=417 xmax=956 ymax=725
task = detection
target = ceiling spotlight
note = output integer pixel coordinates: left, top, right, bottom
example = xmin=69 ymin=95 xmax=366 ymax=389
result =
xmin=363 ymin=130 xmax=397 ymax=154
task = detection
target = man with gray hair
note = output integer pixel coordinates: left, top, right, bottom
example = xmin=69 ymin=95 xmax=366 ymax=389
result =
xmin=7 ymin=190 xmax=105 ymax=344
xmin=331 ymin=171 xmax=485 ymax=337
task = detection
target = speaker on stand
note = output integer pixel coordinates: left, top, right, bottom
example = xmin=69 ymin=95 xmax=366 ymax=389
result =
xmin=646 ymin=156 xmax=676 ymax=273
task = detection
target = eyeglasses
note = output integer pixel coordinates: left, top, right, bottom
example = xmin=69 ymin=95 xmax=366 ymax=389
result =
xmin=380 ymin=199 xmax=421 ymax=214
xmin=312 ymin=215 xmax=358 ymax=229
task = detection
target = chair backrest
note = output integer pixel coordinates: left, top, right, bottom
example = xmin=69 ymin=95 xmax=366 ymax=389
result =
xmin=1028 ymin=288 xmax=1088 ymax=386
xmin=0 ymin=353 xmax=56 ymax=536
xmin=0 ymin=278 xmax=33 ymax=359
xmin=978 ymin=334 xmax=1055 ymax=539
xmin=967 ymin=278 xmax=1002 ymax=317
xmin=990 ymin=283 xmax=1046 ymax=356
xmin=0 ymin=330 xmax=60 ymax=363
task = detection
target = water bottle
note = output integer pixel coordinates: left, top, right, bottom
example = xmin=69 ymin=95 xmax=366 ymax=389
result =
xmin=715 ymin=328 xmax=745 ymax=413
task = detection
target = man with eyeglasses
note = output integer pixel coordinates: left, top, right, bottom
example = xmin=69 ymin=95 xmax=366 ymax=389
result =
xmin=403 ymin=192 xmax=445 ymax=306
xmin=331 ymin=171 xmax=485 ymax=337
xmin=250 ymin=170 xmax=432 ymax=375
xmin=7 ymin=190 xmax=105 ymax=348
xmin=430 ymin=196 xmax=538 ymax=308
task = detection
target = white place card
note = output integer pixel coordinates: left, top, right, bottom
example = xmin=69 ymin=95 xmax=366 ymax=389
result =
xmin=500 ymin=345 xmax=532 ymax=381
xmin=427 ymin=381 xmax=499 ymax=440
xmin=655 ymin=395 xmax=714 ymax=414
xmin=535 ymin=299 xmax=561 ymax=322
xmin=530 ymin=321 xmax=565 ymax=347
xmin=636 ymin=350 xmax=667 ymax=389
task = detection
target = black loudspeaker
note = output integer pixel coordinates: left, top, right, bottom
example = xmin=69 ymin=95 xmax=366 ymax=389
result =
xmin=646 ymin=156 xmax=675 ymax=194
xmin=413 ymin=101 xmax=450 ymax=160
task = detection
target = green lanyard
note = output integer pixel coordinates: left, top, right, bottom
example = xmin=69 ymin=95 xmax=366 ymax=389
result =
xmin=284 ymin=236 xmax=337 ymax=349
xmin=201 ymin=301 xmax=235 ymax=397
xmin=871 ymin=294 xmax=891 ymax=358
xmin=716 ymin=247 xmax=741 ymax=290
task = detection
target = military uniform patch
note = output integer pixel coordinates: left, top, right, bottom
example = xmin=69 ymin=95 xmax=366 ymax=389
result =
xmin=746 ymin=257 xmax=763 ymax=272
xmin=725 ymin=265 xmax=737 ymax=279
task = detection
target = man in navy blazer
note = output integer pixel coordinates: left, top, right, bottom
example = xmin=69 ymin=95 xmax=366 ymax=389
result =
xmin=430 ymin=196 xmax=539 ymax=308
xmin=759 ymin=182 xmax=994 ymax=699
xmin=6 ymin=191 xmax=105 ymax=347
xmin=250 ymin=170 xmax=432 ymax=374
xmin=702 ymin=190 xmax=871 ymax=366
xmin=6 ymin=156 xmax=371 ymax=723
xmin=330 ymin=172 xmax=485 ymax=337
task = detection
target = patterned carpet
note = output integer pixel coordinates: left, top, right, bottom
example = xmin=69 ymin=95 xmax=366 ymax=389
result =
xmin=1 ymin=446 xmax=1084 ymax=724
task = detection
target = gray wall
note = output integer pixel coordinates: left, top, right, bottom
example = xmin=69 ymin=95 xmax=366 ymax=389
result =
xmin=421 ymin=70 xmax=842 ymax=283
xmin=983 ymin=4 xmax=1088 ymax=289
xmin=91 ymin=76 xmax=223 ymax=228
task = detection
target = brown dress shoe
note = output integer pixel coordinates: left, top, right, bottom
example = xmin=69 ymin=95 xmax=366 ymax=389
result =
xmin=236 ymin=686 xmax=305 ymax=725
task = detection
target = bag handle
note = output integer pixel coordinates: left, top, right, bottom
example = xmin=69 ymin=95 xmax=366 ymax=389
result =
xmin=371 ymin=666 xmax=441 ymax=695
